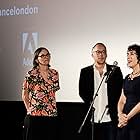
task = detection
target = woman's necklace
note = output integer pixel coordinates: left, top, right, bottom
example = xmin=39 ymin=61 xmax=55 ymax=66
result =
xmin=132 ymin=71 xmax=140 ymax=75
xmin=129 ymin=70 xmax=140 ymax=80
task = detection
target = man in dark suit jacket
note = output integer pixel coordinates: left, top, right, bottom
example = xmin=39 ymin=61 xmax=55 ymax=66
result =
xmin=79 ymin=43 xmax=123 ymax=140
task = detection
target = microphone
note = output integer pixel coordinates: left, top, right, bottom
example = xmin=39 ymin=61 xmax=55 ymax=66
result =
xmin=105 ymin=61 xmax=118 ymax=83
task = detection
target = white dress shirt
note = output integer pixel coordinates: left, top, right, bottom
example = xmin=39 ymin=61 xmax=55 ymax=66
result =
xmin=93 ymin=64 xmax=111 ymax=123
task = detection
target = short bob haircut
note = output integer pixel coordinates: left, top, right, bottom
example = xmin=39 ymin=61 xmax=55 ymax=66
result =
xmin=128 ymin=44 xmax=140 ymax=62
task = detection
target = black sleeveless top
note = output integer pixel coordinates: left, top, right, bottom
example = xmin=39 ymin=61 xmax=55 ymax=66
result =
xmin=123 ymin=75 xmax=140 ymax=129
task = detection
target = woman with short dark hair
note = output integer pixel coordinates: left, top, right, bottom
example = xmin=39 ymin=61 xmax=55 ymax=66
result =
xmin=22 ymin=47 xmax=60 ymax=140
xmin=117 ymin=44 xmax=140 ymax=140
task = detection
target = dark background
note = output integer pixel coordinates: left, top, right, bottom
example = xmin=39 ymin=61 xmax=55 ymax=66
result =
xmin=0 ymin=101 xmax=92 ymax=140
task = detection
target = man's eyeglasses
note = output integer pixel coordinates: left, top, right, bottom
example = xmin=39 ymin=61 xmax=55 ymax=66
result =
xmin=93 ymin=50 xmax=106 ymax=55
xmin=38 ymin=53 xmax=50 ymax=58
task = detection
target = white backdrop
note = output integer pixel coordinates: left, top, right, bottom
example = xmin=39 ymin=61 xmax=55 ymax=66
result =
xmin=0 ymin=0 xmax=140 ymax=102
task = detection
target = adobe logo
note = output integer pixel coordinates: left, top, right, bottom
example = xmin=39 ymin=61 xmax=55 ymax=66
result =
xmin=22 ymin=32 xmax=38 ymax=66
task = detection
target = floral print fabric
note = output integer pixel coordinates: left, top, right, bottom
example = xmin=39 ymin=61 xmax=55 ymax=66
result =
xmin=22 ymin=67 xmax=60 ymax=116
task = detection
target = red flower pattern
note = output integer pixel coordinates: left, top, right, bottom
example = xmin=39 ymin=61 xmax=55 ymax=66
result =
xmin=22 ymin=67 xmax=60 ymax=116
